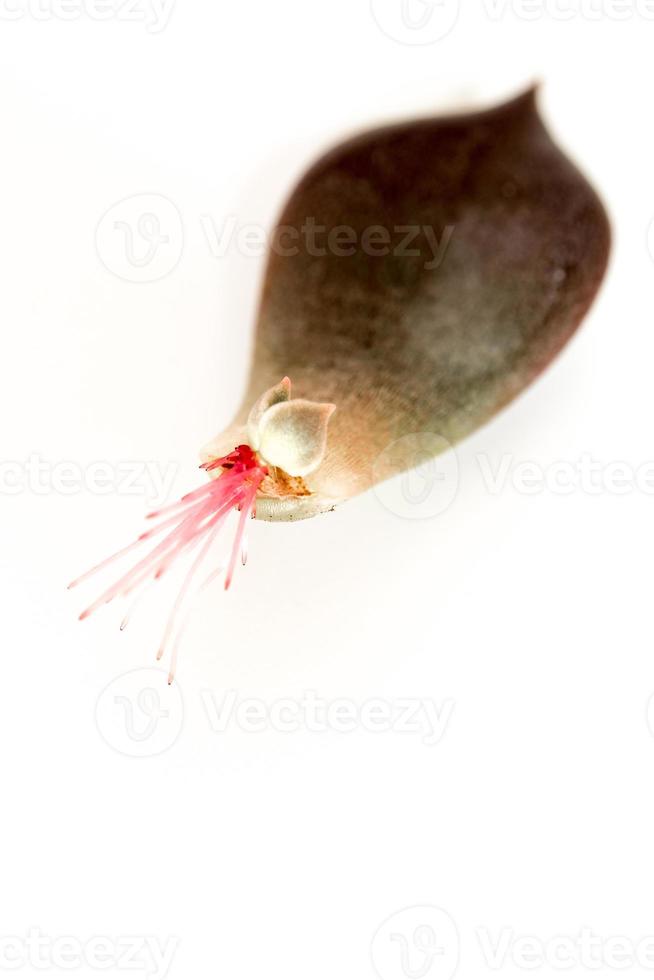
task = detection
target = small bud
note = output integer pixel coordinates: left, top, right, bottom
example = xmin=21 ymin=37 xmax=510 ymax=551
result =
xmin=257 ymin=399 xmax=336 ymax=477
xmin=247 ymin=376 xmax=291 ymax=449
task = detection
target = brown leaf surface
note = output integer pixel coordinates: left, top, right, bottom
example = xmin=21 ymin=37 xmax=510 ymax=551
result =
xmin=223 ymin=88 xmax=610 ymax=519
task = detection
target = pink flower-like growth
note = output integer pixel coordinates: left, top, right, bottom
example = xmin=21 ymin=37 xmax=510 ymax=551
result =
xmin=68 ymin=445 xmax=268 ymax=683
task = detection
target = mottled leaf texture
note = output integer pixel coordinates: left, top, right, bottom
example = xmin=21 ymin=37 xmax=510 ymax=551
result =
xmin=210 ymin=88 xmax=610 ymax=520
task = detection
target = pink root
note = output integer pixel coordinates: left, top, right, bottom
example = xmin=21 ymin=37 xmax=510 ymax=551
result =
xmin=69 ymin=445 xmax=267 ymax=681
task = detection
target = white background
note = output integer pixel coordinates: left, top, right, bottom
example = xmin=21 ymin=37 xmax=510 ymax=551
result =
xmin=2 ymin=1 xmax=654 ymax=978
